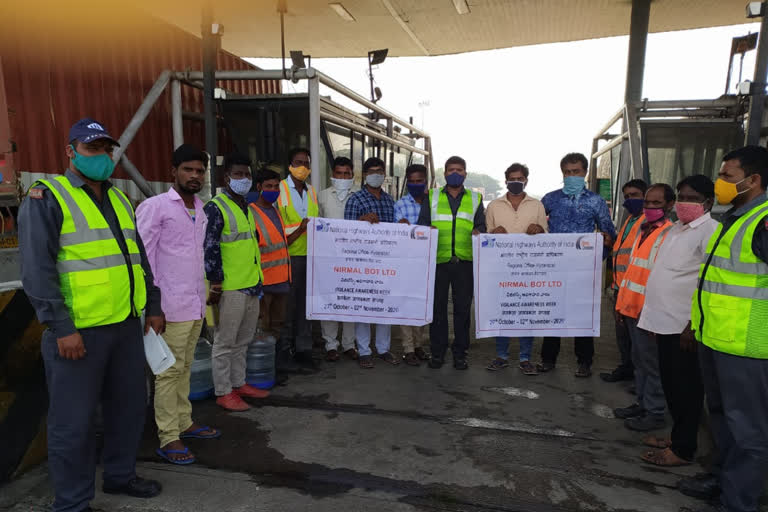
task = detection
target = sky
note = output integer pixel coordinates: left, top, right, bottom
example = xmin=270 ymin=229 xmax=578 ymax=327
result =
xmin=248 ymin=22 xmax=760 ymax=198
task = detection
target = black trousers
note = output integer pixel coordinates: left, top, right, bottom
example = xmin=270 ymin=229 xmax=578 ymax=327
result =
xmin=657 ymin=334 xmax=703 ymax=461
xmin=541 ymin=337 xmax=594 ymax=366
xmin=281 ymin=255 xmax=312 ymax=353
xmin=613 ymin=290 xmax=633 ymax=372
xmin=42 ymin=318 xmax=146 ymax=512
xmin=430 ymin=260 xmax=473 ymax=361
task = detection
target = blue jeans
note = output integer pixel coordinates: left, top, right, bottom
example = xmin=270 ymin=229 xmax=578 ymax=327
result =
xmin=495 ymin=337 xmax=533 ymax=362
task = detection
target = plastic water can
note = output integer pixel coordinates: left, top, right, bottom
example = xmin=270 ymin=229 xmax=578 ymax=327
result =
xmin=246 ymin=335 xmax=276 ymax=390
xmin=189 ymin=338 xmax=214 ymax=400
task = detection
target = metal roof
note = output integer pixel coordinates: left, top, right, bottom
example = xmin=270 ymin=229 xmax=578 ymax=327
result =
xmin=134 ymin=0 xmax=750 ymax=58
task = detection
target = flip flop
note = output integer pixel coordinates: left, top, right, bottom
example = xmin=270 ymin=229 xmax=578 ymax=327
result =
xmin=156 ymin=446 xmax=196 ymax=465
xmin=180 ymin=426 xmax=221 ymax=440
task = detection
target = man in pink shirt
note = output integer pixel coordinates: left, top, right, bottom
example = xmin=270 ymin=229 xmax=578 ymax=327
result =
xmin=136 ymin=145 xmax=220 ymax=465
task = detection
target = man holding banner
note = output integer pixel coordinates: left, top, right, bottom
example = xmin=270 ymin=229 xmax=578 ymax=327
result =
xmin=417 ymin=156 xmax=485 ymax=370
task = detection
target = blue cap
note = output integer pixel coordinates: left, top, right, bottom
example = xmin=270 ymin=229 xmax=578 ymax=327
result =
xmin=68 ymin=118 xmax=120 ymax=146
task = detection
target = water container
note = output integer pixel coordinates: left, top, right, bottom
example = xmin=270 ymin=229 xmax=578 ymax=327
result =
xmin=246 ymin=335 xmax=276 ymax=390
xmin=189 ymin=338 xmax=214 ymax=400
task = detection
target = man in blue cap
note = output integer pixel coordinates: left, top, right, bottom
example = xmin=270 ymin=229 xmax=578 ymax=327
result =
xmin=18 ymin=118 xmax=164 ymax=511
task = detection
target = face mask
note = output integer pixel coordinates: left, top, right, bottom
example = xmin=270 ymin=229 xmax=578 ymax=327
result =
xmin=643 ymin=207 xmax=666 ymax=223
xmin=445 ymin=172 xmax=465 ymax=187
xmin=228 ymin=177 xmax=252 ymax=197
xmin=622 ymin=198 xmax=644 ymax=216
xmin=289 ymin=165 xmax=311 ymax=182
xmin=506 ymin=181 xmax=526 ymax=195
xmin=563 ymin=175 xmax=585 ymax=196
xmin=714 ymin=177 xmax=750 ymax=205
xmin=675 ymin=202 xmax=706 ymax=224
xmin=71 ymin=146 xmax=115 ymax=181
xmin=260 ymin=190 xmax=280 ymax=203
xmin=407 ymin=183 xmax=427 ymax=198
xmin=365 ymin=173 xmax=386 ymax=188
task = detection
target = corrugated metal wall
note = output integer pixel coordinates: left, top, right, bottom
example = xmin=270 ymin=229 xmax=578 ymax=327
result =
xmin=1 ymin=5 xmax=280 ymax=190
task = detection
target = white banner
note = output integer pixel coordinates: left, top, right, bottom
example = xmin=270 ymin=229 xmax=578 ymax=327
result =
xmin=306 ymin=218 xmax=438 ymax=326
xmin=473 ymin=233 xmax=603 ymax=338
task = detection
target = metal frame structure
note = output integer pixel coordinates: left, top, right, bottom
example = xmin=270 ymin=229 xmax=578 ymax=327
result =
xmin=110 ymin=68 xmax=432 ymax=199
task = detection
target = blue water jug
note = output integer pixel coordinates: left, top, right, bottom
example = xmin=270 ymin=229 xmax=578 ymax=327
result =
xmin=189 ymin=338 xmax=214 ymax=400
xmin=246 ymin=334 xmax=276 ymax=390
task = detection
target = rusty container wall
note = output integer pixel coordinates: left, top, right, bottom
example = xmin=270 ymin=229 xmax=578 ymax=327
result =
xmin=0 ymin=4 xmax=280 ymax=198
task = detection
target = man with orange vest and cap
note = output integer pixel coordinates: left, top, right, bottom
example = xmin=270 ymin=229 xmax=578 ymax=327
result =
xmin=600 ymin=179 xmax=647 ymax=383
xmin=614 ymin=183 xmax=675 ymax=432
xmin=277 ymin=148 xmax=319 ymax=368
xmin=250 ymin=167 xmax=292 ymax=354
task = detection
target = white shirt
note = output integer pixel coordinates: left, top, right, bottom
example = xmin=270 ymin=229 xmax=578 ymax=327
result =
xmin=287 ymin=177 xmax=309 ymax=219
xmin=318 ymin=185 xmax=359 ymax=220
xmin=638 ymin=213 xmax=719 ymax=335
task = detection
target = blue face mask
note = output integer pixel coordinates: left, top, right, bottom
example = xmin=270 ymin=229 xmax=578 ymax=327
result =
xmin=71 ymin=145 xmax=115 ymax=181
xmin=623 ymin=198 xmax=644 ymax=216
xmin=261 ymin=190 xmax=280 ymax=203
xmin=407 ymin=183 xmax=427 ymax=198
xmin=563 ymin=175 xmax=585 ymax=196
xmin=445 ymin=172 xmax=465 ymax=187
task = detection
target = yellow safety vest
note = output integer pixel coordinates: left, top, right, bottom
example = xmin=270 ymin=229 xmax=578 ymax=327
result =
xmin=692 ymin=199 xmax=768 ymax=358
xmin=209 ymin=193 xmax=263 ymax=291
xmin=37 ymin=176 xmax=146 ymax=329
xmin=429 ymin=188 xmax=481 ymax=264
xmin=277 ymin=179 xmax=318 ymax=256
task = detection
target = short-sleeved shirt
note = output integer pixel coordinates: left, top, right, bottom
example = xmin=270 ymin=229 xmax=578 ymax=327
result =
xmin=344 ymin=187 xmax=395 ymax=223
xmin=485 ymin=194 xmax=548 ymax=234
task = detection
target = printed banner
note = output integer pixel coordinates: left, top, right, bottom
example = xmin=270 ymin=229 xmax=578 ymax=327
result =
xmin=306 ymin=217 xmax=438 ymax=326
xmin=473 ymin=233 xmax=603 ymax=338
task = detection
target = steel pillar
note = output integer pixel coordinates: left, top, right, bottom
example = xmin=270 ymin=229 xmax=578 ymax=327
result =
xmin=747 ymin=3 xmax=768 ymax=145
xmin=171 ymin=79 xmax=184 ymax=150
xmin=308 ymin=74 xmax=321 ymax=190
xmin=201 ymin=3 xmax=219 ymax=193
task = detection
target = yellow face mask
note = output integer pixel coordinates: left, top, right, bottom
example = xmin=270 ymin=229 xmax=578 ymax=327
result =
xmin=289 ymin=165 xmax=311 ymax=182
xmin=714 ymin=177 xmax=750 ymax=205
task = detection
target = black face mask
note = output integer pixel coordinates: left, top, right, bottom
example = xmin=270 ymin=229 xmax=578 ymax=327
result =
xmin=507 ymin=181 xmax=525 ymax=195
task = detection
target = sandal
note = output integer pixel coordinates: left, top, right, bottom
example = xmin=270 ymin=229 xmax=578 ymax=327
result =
xmin=377 ymin=351 xmax=401 ymax=365
xmin=326 ymin=349 xmax=340 ymax=362
xmin=344 ymin=348 xmax=360 ymax=360
xmin=640 ymin=447 xmax=692 ymax=467
xmin=180 ymin=425 xmax=221 ymax=440
xmin=414 ymin=347 xmax=430 ymax=360
xmin=403 ymin=352 xmax=420 ymax=366
xmin=358 ymin=355 xmax=374 ymax=369
xmin=642 ymin=435 xmax=672 ymax=449
xmin=156 ymin=446 xmax=196 ymax=465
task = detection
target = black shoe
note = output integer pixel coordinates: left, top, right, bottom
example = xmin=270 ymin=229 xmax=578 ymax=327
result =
xmin=575 ymin=364 xmax=592 ymax=378
xmin=678 ymin=473 xmax=721 ymax=501
xmin=294 ymin=351 xmax=317 ymax=369
xmin=103 ymin=477 xmax=162 ymax=498
xmin=613 ymin=403 xmax=644 ymax=419
xmin=624 ymin=414 xmax=666 ymax=432
xmin=453 ymin=358 xmax=468 ymax=370
xmin=536 ymin=362 xmax=556 ymax=373
xmin=599 ymin=367 xmax=634 ymax=382
xmin=428 ymin=357 xmax=443 ymax=369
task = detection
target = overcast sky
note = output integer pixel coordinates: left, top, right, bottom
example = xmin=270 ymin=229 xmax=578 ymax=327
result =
xmin=248 ymin=22 xmax=759 ymax=197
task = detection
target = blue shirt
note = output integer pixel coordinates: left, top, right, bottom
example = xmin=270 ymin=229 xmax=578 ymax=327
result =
xmin=286 ymin=177 xmax=309 ymax=218
xmin=394 ymin=193 xmax=423 ymax=223
xmin=344 ymin=187 xmax=395 ymax=223
xmin=541 ymin=188 xmax=617 ymax=237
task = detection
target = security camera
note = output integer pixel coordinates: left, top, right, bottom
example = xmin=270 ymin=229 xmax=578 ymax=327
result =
xmin=746 ymin=2 xmax=764 ymax=18
xmin=738 ymin=80 xmax=753 ymax=95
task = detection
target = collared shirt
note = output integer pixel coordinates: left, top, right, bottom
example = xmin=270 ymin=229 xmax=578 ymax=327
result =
xmin=136 ymin=188 xmax=207 ymax=323
xmin=394 ymin=193 xmax=424 ymax=224
xmin=638 ymin=213 xmax=719 ymax=335
xmin=485 ymin=194 xmax=548 ymax=234
xmin=416 ymin=186 xmax=487 ymax=233
xmin=287 ymin=176 xmax=309 ymax=219
xmin=318 ymin=185 xmax=359 ymax=220
xmin=17 ymin=169 xmax=162 ymax=337
xmin=541 ymin=188 xmax=617 ymax=237
xmin=203 ymin=190 xmax=263 ymax=296
xmin=344 ymin=187 xmax=395 ymax=223
xmin=638 ymin=217 xmax=669 ymax=245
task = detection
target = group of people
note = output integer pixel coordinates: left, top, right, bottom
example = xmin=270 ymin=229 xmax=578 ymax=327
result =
xmin=15 ymin=117 xmax=768 ymax=512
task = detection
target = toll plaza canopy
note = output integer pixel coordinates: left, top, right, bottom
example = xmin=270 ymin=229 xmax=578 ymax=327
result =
xmin=133 ymin=0 xmax=748 ymax=58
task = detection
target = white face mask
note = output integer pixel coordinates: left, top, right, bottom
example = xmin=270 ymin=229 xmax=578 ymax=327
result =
xmin=365 ymin=173 xmax=386 ymax=189
xmin=228 ymin=177 xmax=252 ymax=197
xmin=332 ymin=177 xmax=354 ymax=201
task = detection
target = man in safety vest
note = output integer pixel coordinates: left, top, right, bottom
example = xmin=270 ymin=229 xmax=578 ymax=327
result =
xmin=417 ymin=156 xmax=486 ymax=370
xmin=204 ymin=153 xmax=269 ymax=412
xmin=18 ymin=118 xmax=163 ymax=511
xmin=277 ymin=147 xmax=319 ymax=368
xmin=679 ymin=146 xmax=768 ymax=512
xmin=250 ymin=167 xmax=291 ymax=352
xmin=614 ymin=184 xmax=675 ymax=433
xmin=600 ymin=179 xmax=647 ymax=383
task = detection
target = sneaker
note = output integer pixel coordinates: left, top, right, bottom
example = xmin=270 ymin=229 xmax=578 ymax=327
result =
xmin=519 ymin=361 xmax=539 ymax=375
xmin=403 ymin=352 xmax=421 ymax=366
xmin=216 ymin=392 xmax=250 ymax=411
xmin=234 ymin=384 xmax=270 ymax=399
xmin=575 ymin=364 xmax=592 ymax=378
xmin=536 ymin=362 xmax=556 ymax=373
xmin=486 ymin=358 xmax=509 ymax=371
xmin=625 ymin=414 xmax=666 ymax=432
xmin=414 ymin=346 xmax=430 ymax=360
xmin=613 ymin=403 xmax=644 ymax=419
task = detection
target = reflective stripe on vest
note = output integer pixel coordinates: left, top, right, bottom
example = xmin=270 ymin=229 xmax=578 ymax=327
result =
xmin=615 ymin=221 xmax=673 ymax=319
xmin=692 ymin=200 xmax=768 ymax=358
xmin=430 ymin=188 xmax=481 ymax=264
xmin=250 ymin=203 xmax=292 ymax=286
xmin=209 ymin=194 xmax=263 ymax=291
xmin=277 ymin=179 xmax=319 ymax=256
xmin=39 ymin=176 xmax=146 ymax=329
xmin=612 ymin=214 xmax=645 ymax=289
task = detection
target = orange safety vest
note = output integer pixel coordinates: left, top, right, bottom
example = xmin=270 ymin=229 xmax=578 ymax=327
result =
xmin=249 ymin=203 xmax=292 ymax=286
xmin=612 ymin=214 xmax=645 ymax=289
xmin=615 ymin=220 xmax=674 ymax=319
